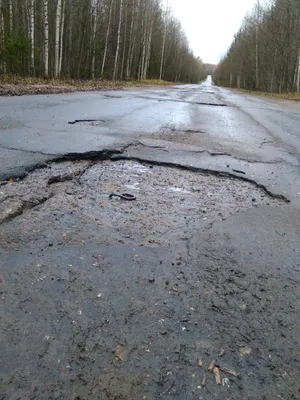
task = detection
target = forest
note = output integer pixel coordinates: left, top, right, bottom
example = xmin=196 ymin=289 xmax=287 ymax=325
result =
xmin=213 ymin=0 xmax=300 ymax=93
xmin=0 ymin=0 xmax=206 ymax=83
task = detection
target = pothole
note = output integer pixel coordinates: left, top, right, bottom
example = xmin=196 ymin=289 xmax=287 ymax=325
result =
xmin=196 ymin=102 xmax=227 ymax=107
xmin=0 ymin=160 xmax=284 ymax=250
xmin=68 ymin=119 xmax=106 ymax=125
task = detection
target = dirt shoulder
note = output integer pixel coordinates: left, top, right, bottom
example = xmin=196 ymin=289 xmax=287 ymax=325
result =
xmin=0 ymin=77 xmax=173 ymax=97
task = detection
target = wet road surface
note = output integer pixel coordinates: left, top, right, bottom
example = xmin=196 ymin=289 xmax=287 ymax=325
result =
xmin=1 ymin=78 xmax=300 ymax=399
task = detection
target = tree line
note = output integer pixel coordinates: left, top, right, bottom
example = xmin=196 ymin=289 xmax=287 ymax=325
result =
xmin=0 ymin=0 xmax=206 ymax=83
xmin=213 ymin=0 xmax=300 ymax=93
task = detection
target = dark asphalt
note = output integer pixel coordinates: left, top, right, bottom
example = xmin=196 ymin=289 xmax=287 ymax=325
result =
xmin=1 ymin=77 xmax=300 ymax=400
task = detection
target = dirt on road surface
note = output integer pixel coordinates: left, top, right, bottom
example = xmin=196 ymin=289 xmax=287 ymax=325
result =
xmin=1 ymin=156 xmax=299 ymax=400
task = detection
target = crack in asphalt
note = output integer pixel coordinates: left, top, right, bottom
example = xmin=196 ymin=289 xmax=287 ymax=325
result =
xmin=135 ymin=95 xmax=229 ymax=107
xmin=167 ymin=128 xmax=206 ymax=134
xmin=1 ymin=142 xmax=290 ymax=206
xmin=68 ymin=119 xmax=106 ymax=125
xmin=0 ymin=144 xmax=55 ymax=156
xmin=136 ymin=142 xmax=287 ymax=164
xmin=0 ymin=193 xmax=55 ymax=224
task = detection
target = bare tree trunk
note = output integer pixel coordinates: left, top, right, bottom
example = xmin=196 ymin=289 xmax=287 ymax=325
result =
xmin=255 ymin=0 xmax=260 ymax=90
xmin=159 ymin=18 xmax=167 ymax=80
xmin=143 ymin=14 xmax=154 ymax=79
xmin=58 ymin=0 xmax=65 ymax=77
xmin=91 ymin=0 xmax=98 ymax=79
xmin=101 ymin=0 xmax=114 ymax=78
xmin=30 ymin=0 xmax=35 ymax=74
xmin=0 ymin=0 xmax=6 ymax=73
xmin=120 ymin=3 xmax=127 ymax=80
xmin=9 ymin=0 xmax=13 ymax=33
xmin=113 ymin=0 xmax=123 ymax=81
xmin=54 ymin=0 xmax=62 ymax=77
xmin=43 ymin=0 xmax=49 ymax=77
xmin=126 ymin=0 xmax=135 ymax=79
xmin=296 ymin=53 xmax=300 ymax=92
xmin=127 ymin=0 xmax=140 ymax=80
xmin=139 ymin=12 xmax=146 ymax=80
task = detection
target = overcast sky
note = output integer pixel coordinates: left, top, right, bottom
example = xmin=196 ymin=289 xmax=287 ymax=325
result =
xmin=167 ymin=0 xmax=257 ymax=64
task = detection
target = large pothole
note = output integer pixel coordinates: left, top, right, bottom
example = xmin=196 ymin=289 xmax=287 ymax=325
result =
xmin=0 ymin=159 xmax=283 ymax=250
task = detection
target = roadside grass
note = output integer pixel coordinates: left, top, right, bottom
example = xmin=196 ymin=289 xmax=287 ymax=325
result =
xmin=0 ymin=74 xmax=173 ymax=87
xmin=236 ymin=88 xmax=300 ymax=102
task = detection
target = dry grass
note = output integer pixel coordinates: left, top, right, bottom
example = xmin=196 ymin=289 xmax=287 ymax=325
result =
xmin=237 ymin=88 xmax=300 ymax=102
xmin=0 ymin=74 xmax=174 ymax=96
xmin=0 ymin=74 xmax=172 ymax=87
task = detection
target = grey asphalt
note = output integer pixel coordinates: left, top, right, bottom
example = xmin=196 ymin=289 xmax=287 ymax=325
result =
xmin=1 ymin=77 xmax=300 ymax=202
xmin=1 ymin=77 xmax=300 ymax=399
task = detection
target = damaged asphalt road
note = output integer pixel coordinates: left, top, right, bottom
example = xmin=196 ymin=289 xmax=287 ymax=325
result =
xmin=1 ymin=77 xmax=300 ymax=400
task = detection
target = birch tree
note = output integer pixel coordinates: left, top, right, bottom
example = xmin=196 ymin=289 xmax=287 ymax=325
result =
xmin=0 ymin=0 xmax=206 ymax=82
xmin=101 ymin=0 xmax=114 ymax=78
xmin=159 ymin=4 xmax=168 ymax=80
xmin=9 ymin=0 xmax=13 ymax=33
xmin=54 ymin=0 xmax=62 ymax=77
xmin=214 ymin=0 xmax=300 ymax=93
xmin=43 ymin=0 xmax=49 ymax=77
xmin=0 ymin=0 xmax=5 ymax=73
xmin=29 ymin=0 xmax=35 ymax=74
xmin=113 ymin=0 xmax=123 ymax=80
xmin=58 ymin=0 xmax=65 ymax=76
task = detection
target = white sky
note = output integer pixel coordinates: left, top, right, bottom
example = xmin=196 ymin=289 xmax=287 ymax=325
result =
xmin=167 ymin=0 xmax=257 ymax=64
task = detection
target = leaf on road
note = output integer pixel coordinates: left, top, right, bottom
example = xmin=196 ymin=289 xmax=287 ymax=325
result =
xmin=213 ymin=366 xmax=221 ymax=385
xmin=222 ymin=367 xmax=239 ymax=377
xmin=217 ymin=364 xmax=239 ymax=377
xmin=197 ymin=358 xmax=203 ymax=368
xmin=170 ymin=287 xmax=179 ymax=296
xmin=114 ymin=344 xmax=126 ymax=362
xmin=201 ymin=375 xmax=207 ymax=387
xmin=239 ymin=347 xmax=251 ymax=355
xmin=208 ymin=360 xmax=216 ymax=371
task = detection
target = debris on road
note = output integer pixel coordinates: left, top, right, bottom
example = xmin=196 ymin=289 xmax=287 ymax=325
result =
xmin=197 ymin=359 xmax=203 ymax=368
xmin=239 ymin=347 xmax=252 ymax=355
xmin=213 ymin=366 xmax=222 ymax=385
xmin=109 ymin=193 xmax=137 ymax=201
xmin=208 ymin=360 xmax=216 ymax=372
xmin=217 ymin=364 xmax=240 ymax=378
xmin=170 ymin=287 xmax=180 ymax=296
xmin=232 ymin=169 xmax=246 ymax=175
xmin=114 ymin=344 xmax=126 ymax=362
